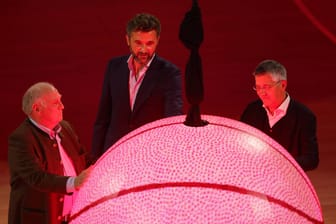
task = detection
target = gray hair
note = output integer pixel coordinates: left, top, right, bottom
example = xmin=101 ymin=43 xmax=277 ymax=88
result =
xmin=126 ymin=13 xmax=161 ymax=37
xmin=22 ymin=82 xmax=57 ymax=115
xmin=253 ymin=59 xmax=287 ymax=81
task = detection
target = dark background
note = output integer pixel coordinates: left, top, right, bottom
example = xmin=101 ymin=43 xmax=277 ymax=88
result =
xmin=1 ymin=0 xmax=336 ymax=160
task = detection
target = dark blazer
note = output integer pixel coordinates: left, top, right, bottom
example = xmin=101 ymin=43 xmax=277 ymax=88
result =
xmin=240 ymin=99 xmax=319 ymax=171
xmin=91 ymin=55 xmax=183 ymax=160
xmin=8 ymin=119 xmax=88 ymax=224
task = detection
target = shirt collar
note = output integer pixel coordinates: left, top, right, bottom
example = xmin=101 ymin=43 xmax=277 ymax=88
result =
xmin=127 ymin=53 xmax=155 ymax=71
xmin=279 ymin=93 xmax=290 ymax=113
xmin=29 ymin=118 xmax=62 ymax=139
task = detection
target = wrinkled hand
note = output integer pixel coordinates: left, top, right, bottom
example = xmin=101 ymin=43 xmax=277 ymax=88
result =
xmin=74 ymin=166 xmax=93 ymax=190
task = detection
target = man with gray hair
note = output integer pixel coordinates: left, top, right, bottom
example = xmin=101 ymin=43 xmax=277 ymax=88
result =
xmin=240 ymin=59 xmax=319 ymax=171
xmin=8 ymin=82 xmax=92 ymax=224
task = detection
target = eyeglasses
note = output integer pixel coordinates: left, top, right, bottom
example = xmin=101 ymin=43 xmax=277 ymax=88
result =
xmin=253 ymin=81 xmax=281 ymax=92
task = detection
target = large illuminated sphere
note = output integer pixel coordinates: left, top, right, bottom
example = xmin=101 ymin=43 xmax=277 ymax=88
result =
xmin=70 ymin=115 xmax=323 ymax=223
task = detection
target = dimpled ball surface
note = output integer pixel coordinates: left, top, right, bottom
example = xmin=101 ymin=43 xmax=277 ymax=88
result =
xmin=70 ymin=115 xmax=323 ymax=224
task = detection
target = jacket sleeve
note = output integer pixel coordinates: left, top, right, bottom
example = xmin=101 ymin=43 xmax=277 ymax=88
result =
xmin=163 ymin=62 xmax=183 ymax=117
xmin=294 ymin=112 xmax=319 ymax=171
xmin=8 ymin=129 xmax=69 ymax=194
xmin=91 ymin=60 xmax=114 ymax=161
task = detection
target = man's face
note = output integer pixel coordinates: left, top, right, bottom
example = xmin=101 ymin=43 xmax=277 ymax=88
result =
xmin=254 ymin=73 xmax=287 ymax=110
xmin=35 ymin=90 xmax=64 ymax=129
xmin=126 ymin=30 xmax=159 ymax=65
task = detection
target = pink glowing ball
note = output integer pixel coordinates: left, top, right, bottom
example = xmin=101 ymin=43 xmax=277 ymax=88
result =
xmin=70 ymin=115 xmax=323 ymax=223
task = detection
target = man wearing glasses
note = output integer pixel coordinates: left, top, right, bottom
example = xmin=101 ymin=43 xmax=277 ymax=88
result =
xmin=240 ymin=59 xmax=319 ymax=171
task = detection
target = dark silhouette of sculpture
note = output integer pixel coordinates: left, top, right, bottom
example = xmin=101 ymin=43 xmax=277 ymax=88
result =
xmin=179 ymin=0 xmax=208 ymax=126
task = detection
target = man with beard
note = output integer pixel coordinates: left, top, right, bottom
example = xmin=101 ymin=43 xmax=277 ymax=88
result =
xmin=91 ymin=13 xmax=183 ymax=161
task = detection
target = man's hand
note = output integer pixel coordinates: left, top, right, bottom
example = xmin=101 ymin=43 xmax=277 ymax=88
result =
xmin=74 ymin=166 xmax=93 ymax=190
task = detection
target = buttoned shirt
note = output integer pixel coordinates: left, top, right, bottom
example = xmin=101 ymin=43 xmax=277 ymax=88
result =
xmin=128 ymin=54 xmax=155 ymax=110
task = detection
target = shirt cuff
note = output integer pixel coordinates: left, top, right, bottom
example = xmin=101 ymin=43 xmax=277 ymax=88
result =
xmin=66 ymin=176 xmax=76 ymax=193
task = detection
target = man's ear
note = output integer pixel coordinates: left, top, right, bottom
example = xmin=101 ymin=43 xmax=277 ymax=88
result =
xmin=125 ymin=34 xmax=130 ymax=47
xmin=281 ymin=80 xmax=288 ymax=89
xmin=32 ymin=103 xmax=39 ymax=112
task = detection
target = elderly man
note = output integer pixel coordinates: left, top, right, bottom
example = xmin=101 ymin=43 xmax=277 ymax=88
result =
xmin=8 ymin=82 xmax=92 ymax=224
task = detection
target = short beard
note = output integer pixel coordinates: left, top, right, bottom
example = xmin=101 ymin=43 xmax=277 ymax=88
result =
xmin=131 ymin=50 xmax=153 ymax=66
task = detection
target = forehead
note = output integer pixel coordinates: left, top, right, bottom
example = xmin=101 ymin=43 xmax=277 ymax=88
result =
xmin=40 ymin=90 xmax=61 ymax=100
xmin=255 ymin=73 xmax=274 ymax=83
xmin=129 ymin=30 xmax=159 ymax=41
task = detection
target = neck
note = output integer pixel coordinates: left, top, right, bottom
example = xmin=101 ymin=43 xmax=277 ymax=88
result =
xmin=133 ymin=59 xmax=146 ymax=78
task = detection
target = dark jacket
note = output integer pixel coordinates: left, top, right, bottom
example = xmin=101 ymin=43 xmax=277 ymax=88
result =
xmin=240 ymin=99 xmax=319 ymax=171
xmin=91 ymin=55 xmax=183 ymax=160
xmin=8 ymin=119 xmax=88 ymax=224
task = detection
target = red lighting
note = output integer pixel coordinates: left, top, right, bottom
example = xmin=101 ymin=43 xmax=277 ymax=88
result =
xmin=70 ymin=115 xmax=323 ymax=223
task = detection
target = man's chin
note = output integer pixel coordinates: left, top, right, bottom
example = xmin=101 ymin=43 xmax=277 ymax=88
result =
xmin=135 ymin=55 xmax=152 ymax=64
xmin=137 ymin=59 xmax=150 ymax=65
xmin=261 ymin=100 xmax=270 ymax=107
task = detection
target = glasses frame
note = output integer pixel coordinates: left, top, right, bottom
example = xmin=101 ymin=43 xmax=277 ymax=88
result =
xmin=253 ymin=80 xmax=281 ymax=92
